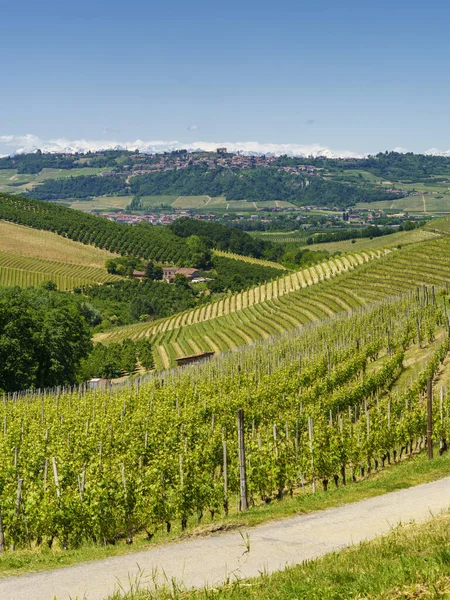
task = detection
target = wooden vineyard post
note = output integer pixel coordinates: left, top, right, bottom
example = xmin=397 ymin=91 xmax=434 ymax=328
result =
xmin=308 ymin=416 xmax=316 ymax=494
xmin=0 ymin=508 xmax=4 ymax=552
xmin=52 ymin=457 xmax=60 ymax=498
xmin=237 ymin=409 xmax=248 ymax=511
xmin=222 ymin=429 xmax=228 ymax=515
xmin=427 ymin=377 xmax=433 ymax=460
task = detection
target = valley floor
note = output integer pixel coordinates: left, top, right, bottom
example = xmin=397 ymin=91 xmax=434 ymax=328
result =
xmin=2 ymin=473 xmax=450 ymax=600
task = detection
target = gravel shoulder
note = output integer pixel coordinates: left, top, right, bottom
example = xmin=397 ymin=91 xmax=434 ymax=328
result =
xmin=2 ymin=476 xmax=450 ymax=600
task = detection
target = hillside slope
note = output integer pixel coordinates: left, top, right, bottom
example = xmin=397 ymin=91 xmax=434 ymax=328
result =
xmin=96 ymin=248 xmax=389 ymax=365
xmin=0 ymin=220 xmax=122 ymax=290
xmin=0 ymin=220 xmax=118 ymax=267
xmin=0 ymin=193 xmax=189 ymax=264
xmin=96 ymin=226 xmax=450 ymax=369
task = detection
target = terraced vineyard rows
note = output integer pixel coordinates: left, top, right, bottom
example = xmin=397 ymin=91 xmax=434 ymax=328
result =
xmin=0 ymin=251 xmax=120 ymax=290
xmin=96 ymin=249 xmax=388 ymax=349
xmin=213 ymin=249 xmax=288 ymax=270
xmin=97 ymin=236 xmax=450 ymax=370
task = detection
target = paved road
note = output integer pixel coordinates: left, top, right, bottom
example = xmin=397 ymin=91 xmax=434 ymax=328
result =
xmin=2 ymin=477 xmax=450 ymax=600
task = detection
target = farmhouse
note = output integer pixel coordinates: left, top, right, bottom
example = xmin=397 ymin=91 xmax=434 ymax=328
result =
xmin=162 ymin=267 xmax=200 ymax=282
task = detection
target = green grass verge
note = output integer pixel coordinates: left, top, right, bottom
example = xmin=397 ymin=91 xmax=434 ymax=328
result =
xmin=1 ymin=450 xmax=450 ymax=580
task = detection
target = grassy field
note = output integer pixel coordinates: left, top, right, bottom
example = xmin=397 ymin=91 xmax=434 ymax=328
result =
xmin=141 ymin=195 xmax=179 ymax=207
xmin=356 ymin=192 xmax=450 ymax=214
xmin=1 ymin=448 xmax=449 ymax=580
xmin=251 ymin=230 xmax=309 ymax=243
xmin=303 ymin=228 xmax=440 ymax=253
xmin=140 ymin=195 xmax=298 ymax=212
xmin=109 ymin=509 xmax=450 ymax=599
xmin=0 ymin=220 xmax=120 ymax=290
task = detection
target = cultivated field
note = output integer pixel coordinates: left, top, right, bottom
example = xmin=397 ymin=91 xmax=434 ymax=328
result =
xmin=0 ymin=220 xmax=121 ymax=290
xmin=0 ymin=220 xmax=119 ymax=266
xmin=96 ymin=248 xmax=390 ymax=367
xmin=2 ymin=288 xmax=450 ymax=572
xmin=96 ymin=216 xmax=450 ymax=370
xmin=0 ymin=167 xmax=103 ymax=195
xmin=302 ymin=228 xmax=440 ymax=253
xmin=213 ymin=249 xmax=288 ymax=270
xmin=0 ymin=251 xmax=120 ymax=290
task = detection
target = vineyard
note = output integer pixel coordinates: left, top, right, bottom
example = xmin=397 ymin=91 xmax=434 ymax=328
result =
xmin=0 ymin=220 xmax=119 ymax=268
xmin=96 ymin=248 xmax=389 ymax=364
xmin=0 ymin=251 xmax=120 ymax=290
xmin=0 ymin=194 xmax=189 ymax=264
xmin=1 ymin=288 xmax=449 ymax=551
xmin=98 ymin=235 xmax=450 ymax=370
xmin=213 ymin=249 xmax=288 ymax=271
xmin=425 ymin=217 xmax=450 ymax=236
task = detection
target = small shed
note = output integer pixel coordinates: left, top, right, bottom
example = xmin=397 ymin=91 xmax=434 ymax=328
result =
xmin=175 ymin=351 xmax=215 ymax=367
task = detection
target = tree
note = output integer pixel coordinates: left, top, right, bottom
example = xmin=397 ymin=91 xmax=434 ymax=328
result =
xmin=186 ymin=235 xmax=212 ymax=269
xmin=40 ymin=280 xmax=57 ymax=291
xmin=173 ymin=274 xmax=190 ymax=289
xmin=136 ymin=340 xmax=154 ymax=370
xmin=0 ymin=287 xmax=92 ymax=392
xmin=145 ymin=261 xmax=163 ymax=280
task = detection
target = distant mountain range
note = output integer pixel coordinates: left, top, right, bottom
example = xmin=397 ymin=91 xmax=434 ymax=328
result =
xmin=1 ymin=134 xmax=450 ymax=159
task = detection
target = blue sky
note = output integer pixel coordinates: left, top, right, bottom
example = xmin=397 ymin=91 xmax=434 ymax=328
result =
xmin=1 ymin=0 xmax=450 ymax=156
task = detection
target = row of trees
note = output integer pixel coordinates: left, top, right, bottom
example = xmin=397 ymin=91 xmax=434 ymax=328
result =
xmin=79 ymin=339 xmax=154 ymax=379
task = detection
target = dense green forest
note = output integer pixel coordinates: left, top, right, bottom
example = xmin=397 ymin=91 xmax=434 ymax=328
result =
xmin=208 ymin=255 xmax=284 ymax=293
xmin=27 ymin=168 xmax=398 ymax=206
xmin=78 ymin=278 xmax=201 ymax=328
xmin=29 ymin=174 xmax=129 ymax=199
xmin=169 ymin=218 xmax=268 ymax=257
xmin=130 ymin=165 xmax=399 ymax=207
xmin=0 ymin=287 xmax=92 ymax=391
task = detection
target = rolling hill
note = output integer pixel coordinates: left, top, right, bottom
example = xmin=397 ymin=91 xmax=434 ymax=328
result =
xmin=95 ymin=220 xmax=450 ymax=369
xmin=0 ymin=220 xmax=122 ymax=290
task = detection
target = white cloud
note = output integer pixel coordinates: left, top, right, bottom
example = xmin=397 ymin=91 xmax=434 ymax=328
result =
xmin=1 ymin=134 xmax=450 ymax=159
xmin=424 ymin=148 xmax=450 ymax=157
xmin=187 ymin=124 xmax=199 ymax=132
xmin=0 ymin=133 xmax=365 ymax=158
